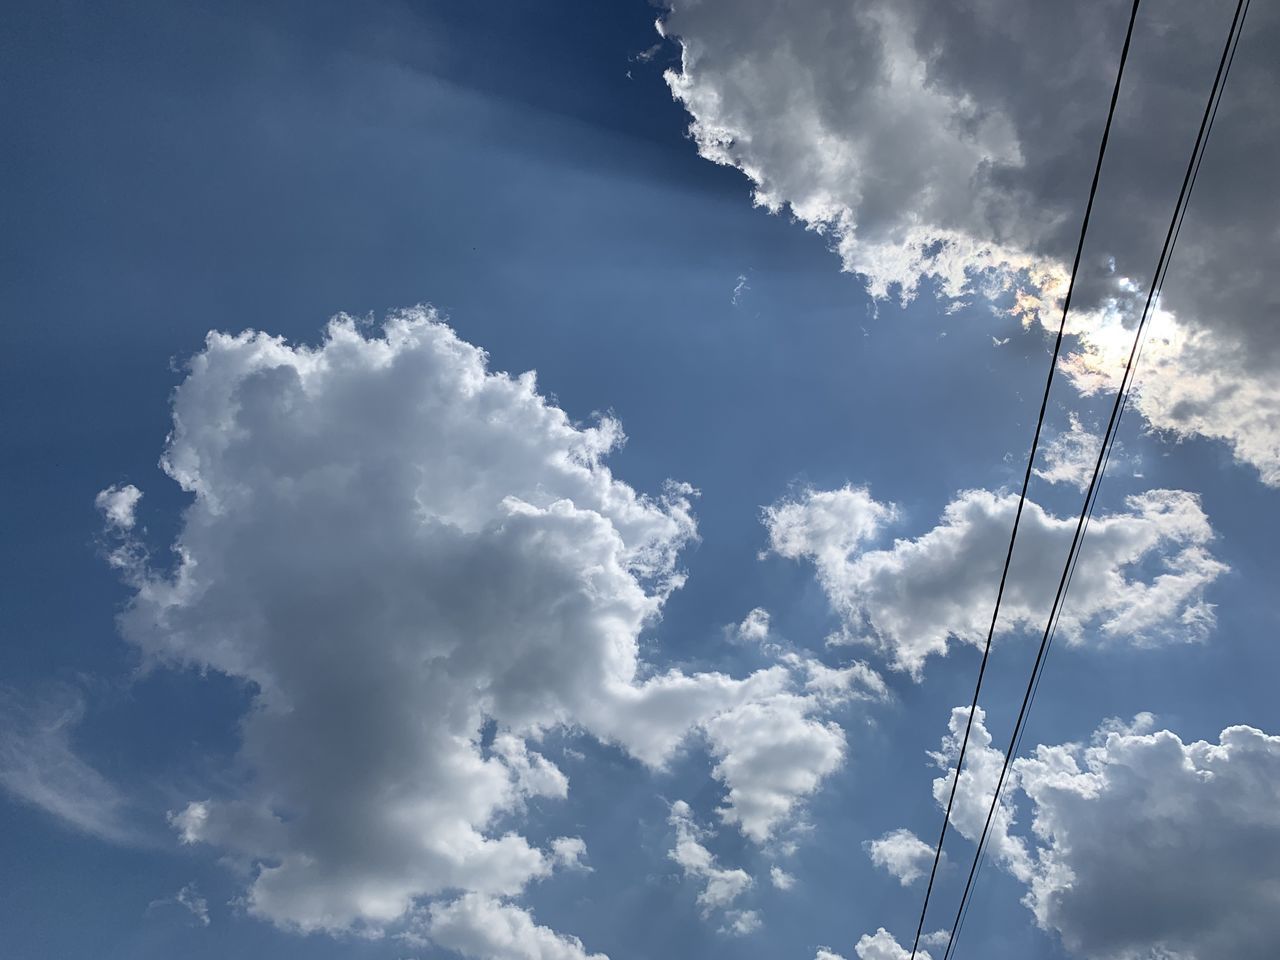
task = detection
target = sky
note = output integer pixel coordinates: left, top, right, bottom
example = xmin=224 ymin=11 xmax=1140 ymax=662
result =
xmin=2 ymin=1 xmax=1279 ymax=959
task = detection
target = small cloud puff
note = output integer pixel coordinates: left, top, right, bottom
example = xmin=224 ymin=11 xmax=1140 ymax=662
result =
xmin=95 ymin=483 xmax=142 ymax=530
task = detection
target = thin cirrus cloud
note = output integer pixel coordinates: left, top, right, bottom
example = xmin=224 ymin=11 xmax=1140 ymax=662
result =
xmin=764 ymin=483 xmax=1226 ymax=677
xmin=657 ymin=0 xmax=1280 ymax=485
xmin=0 ymin=686 xmax=136 ymax=845
xmin=95 ymin=308 xmax=883 ymax=945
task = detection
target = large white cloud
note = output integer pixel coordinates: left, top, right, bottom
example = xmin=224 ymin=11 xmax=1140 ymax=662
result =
xmin=897 ymin=708 xmax=1280 ymax=959
xmin=765 ymin=484 xmax=1225 ymax=676
xmin=1018 ymin=719 xmax=1280 ymax=959
xmin=658 ymin=0 xmax=1280 ymax=484
xmin=422 ymin=895 xmax=606 ymax=960
xmin=100 ymin=309 xmax=876 ymax=939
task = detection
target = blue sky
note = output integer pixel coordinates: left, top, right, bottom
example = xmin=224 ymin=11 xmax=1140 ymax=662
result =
xmin=3 ymin=2 xmax=1279 ymax=959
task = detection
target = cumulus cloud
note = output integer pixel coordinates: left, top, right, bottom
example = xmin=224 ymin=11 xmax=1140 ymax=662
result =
xmin=769 ymin=865 xmax=796 ymax=890
xmin=95 ymin=483 xmax=142 ymax=530
xmin=734 ymin=607 xmax=772 ymax=645
xmin=928 ymin=706 xmax=1032 ymax=882
xmin=1034 ymin=414 xmax=1103 ymax=491
xmin=1018 ymin=720 xmax=1280 ymax=959
xmin=722 ymin=909 xmax=763 ymax=936
xmin=864 ymin=828 xmax=935 ymax=886
xmin=425 ymin=895 xmax=606 ymax=960
xmin=0 ymin=687 xmax=133 ymax=843
xmin=549 ymin=837 xmax=590 ymax=873
xmin=765 ymin=484 xmax=1225 ymax=676
xmin=815 ymin=928 xmax=944 ymax=960
xmin=894 ymin=707 xmax=1280 ymax=959
xmin=668 ymin=800 xmax=755 ymax=923
xmin=658 ymin=0 xmax=1280 ymax=484
xmin=100 ymin=309 xmax=878 ymax=937
xmin=706 ymin=647 xmax=886 ymax=841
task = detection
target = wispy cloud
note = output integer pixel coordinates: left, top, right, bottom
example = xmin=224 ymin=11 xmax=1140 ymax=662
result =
xmin=0 ymin=686 xmax=134 ymax=844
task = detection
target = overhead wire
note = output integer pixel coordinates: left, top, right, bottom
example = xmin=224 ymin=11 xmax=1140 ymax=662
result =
xmin=905 ymin=1 xmax=1145 ymax=955
xmin=938 ymin=2 xmax=1253 ymax=956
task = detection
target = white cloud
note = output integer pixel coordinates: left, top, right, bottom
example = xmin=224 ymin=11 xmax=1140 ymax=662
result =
xmin=704 ymin=694 xmax=847 ymax=843
xmin=658 ymin=0 xmax=1280 ymax=485
xmin=491 ymin=733 xmax=570 ymax=802
xmin=766 ymin=485 xmax=1225 ymax=676
xmin=864 ymin=828 xmax=935 ymax=886
xmin=855 ymin=927 xmax=936 ymax=960
xmin=769 ymin=865 xmax=795 ymax=890
xmin=928 ymin=706 xmax=1032 ymax=883
xmin=95 ymin=483 xmax=142 ymax=530
xmin=1033 ymin=414 xmax=1102 ymax=491
xmin=103 ymin=309 xmax=847 ymax=937
xmin=1018 ymin=720 xmax=1280 ymax=960
xmin=0 ymin=687 xmax=133 ymax=843
xmin=895 ymin=707 xmax=1280 ymax=959
xmin=721 ymin=909 xmax=763 ymax=936
xmin=817 ymin=928 xmax=948 ymax=960
xmin=734 ymin=607 xmax=772 ymax=644
xmin=147 ymin=882 xmax=211 ymax=927
xmin=425 ymin=895 xmax=606 ymax=960
xmin=549 ymin=837 xmax=590 ymax=873
xmin=668 ymin=799 xmax=754 ymax=917
xmin=705 ymin=649 xmax=886 ymax=842
xmin=176 ymin=883 xmax=211 ymax=927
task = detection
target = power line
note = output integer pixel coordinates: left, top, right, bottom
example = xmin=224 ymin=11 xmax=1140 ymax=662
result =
xmin=905 ymin=2 xmax=1144 ymax=955
xmin=940 ymin=2 xmax=1252 ymax=956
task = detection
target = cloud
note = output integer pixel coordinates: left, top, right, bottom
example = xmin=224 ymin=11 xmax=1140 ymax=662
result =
xmin=864 ymin=828 xmax=935 ymax=886
xmin=769 ymin=865 xmax=796 ymax=890
xmin=100 ymin=310 xmax=760 ymax=934
xmin=928 ymin=706 xmax=1032 ymax=883
xmin=896 ymin=707 xmax=1280 ymax=959
xmin=704 ymin=693 xmax=847 ymax=843
xmin=100 ymin=309 xmax=877 ymax=936
xmin=95 ymin=483 xmax=142 ymax=530
xmin=722 ymin=909 xmax=763 ymax=936
xmin=1018 ymin=720 xmax=1280 ymax=959
xmin=0 ymin=687 xmax=134 ymax=844
xmin=425 ymin=895 xmax=606 ymax=960
xmin=175 ymin=884 xmax=210 ymax=926
xmin=734 ymin=607 xmax=772 ymax=645
xmin=1033 ymin=414 xmax=1102 ymax=491
xmin=815 ymin=928 xmax=943 ymax=960
xmin=549 ymin=837 xmax=590 ymax=873
xmin=658 ymin=0 xmax=1280 ymax=484
xmin=146 ymin=882 xmax=211 ymax=927
xmin=765 ymin=484 xmax=1226 ymax=676
xmin=705 ymin=648 xmax=886 ymax=841
xmin=667 ymin=800 xmax=754 ymax=919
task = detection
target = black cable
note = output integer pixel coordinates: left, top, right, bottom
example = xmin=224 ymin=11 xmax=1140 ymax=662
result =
xmin=940 ymin=3 xmax=1251 ymax=956
xmin=905 ymin=2 xmax=1145 ymax=955
xmin=1006 ymin=0 xmax=1245 ymax=814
